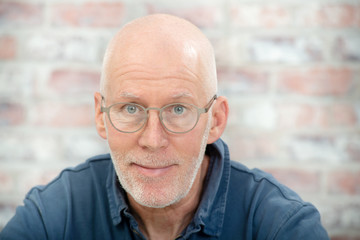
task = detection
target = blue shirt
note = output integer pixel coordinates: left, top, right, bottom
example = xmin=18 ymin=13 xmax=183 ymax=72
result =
xmin=0 ymin=139 xmax=329 ymax=239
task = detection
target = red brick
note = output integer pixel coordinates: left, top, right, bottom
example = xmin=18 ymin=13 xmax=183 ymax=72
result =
xmin=331 ymin=236 xmax=360 ymax=240
xmin=316 ymin=4 xmax=357 ymax=27
xmin=295 ymin=4 xmax=357 ymax=27
xmin=328 ymin=170 xmax=360 ymax=195
xmin=231 ymin=5 xmax=291 ymax=28
xmin=33 ymin=103 xmax=93 ymax=127
xmin=265 ymin=168 xmax=321 ymax=194
xmin=330 ymin=104 xmax=358 ymax=127
xmin=217 ymin=67 xmax=269 ymax=94
xmin=0 ymin=103 xmax=25 ymax=126
xmin=347 ymin=136 xmax=360 ymax=162
xmin=277 ymin=103 xmax=329 ymax=128
xmin=147 ymin=4 xmax=221 ymax=28
xmin=0 ymin=2 xmax=43 ymax=27
xmin=277 ymin=103 xmax=358 ymax=128
xmin=0 ymin=171 xmax=14 ymax=194
xmin=51 ymin=3 xmax=124 ymax=27
xmin=226 ymin=134 xmax=277 ymax=160
xmin=49 ymin=70 xmax=100 ymax=95
xmin=278 ymin=68 xmax=352 ymax=96
xmin=0 ymin=36 xmax=16 ymax=59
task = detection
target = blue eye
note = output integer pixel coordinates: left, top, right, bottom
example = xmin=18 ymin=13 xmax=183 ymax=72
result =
xmin=173 ymin=105 xmax=184 ymax=115
xmin=126 ymin=105 xmax=138 ymax=114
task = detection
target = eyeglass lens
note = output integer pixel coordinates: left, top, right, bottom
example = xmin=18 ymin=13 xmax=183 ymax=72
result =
xmin=108 ymin=103 xmax=199 ymax=133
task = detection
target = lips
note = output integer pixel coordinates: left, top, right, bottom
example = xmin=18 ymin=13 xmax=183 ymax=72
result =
xmin=133 ymin=163 xmax=175 ymax=177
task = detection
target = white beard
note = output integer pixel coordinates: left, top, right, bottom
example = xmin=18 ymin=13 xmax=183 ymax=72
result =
xmin=110 ymin=115 xmax=212 ymax=208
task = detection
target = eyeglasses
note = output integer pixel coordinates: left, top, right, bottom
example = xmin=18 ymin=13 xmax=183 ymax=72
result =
xmin=101 ymin=95 xmax=217 ymax=134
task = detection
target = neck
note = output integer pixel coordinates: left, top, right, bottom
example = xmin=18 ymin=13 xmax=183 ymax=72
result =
xmin=128 ymin=155 xmax=210 ymax=240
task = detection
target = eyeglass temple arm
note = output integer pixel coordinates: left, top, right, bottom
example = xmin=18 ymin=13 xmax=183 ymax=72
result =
xmin=203 ymin=94 xmax=217 ymax=113
xmin=100 ymin=96 xmax=109 ymax=113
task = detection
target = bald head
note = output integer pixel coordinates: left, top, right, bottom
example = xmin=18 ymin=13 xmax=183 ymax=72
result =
xmin=100 ymin=14 xmax=217 ymax=99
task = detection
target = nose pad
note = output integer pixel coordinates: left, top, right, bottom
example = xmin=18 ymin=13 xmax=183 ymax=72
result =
xmin=138 ymin=109 xmax=168 ymax=151
xmin=145 ymin=110 xmax=164 ymax=130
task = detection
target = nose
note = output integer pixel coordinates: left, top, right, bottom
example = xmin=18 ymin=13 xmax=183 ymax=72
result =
xmin=138 ymin=110 xmax=169 ymax=151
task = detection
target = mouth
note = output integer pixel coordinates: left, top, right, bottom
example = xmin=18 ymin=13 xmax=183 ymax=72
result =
xmin=133 ymin=163 xmax=175 ymax=178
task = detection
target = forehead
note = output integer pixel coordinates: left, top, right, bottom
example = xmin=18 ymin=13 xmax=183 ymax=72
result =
xmin=114 ymin=89 xmax=195 ymax=103
xmin=106 ymin=66 xmax=205 ymax=102
xmin=105 ymin=41 xmax=207 ymax=101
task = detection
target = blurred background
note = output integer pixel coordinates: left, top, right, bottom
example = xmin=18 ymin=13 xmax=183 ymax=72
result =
xmin=0 ymin=0 xmax=359 ymax=238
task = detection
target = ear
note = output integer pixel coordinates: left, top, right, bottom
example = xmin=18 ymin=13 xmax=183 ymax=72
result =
xmin=207 ymin=96 xmax=229 ymax=144
xmin=94 ymin=92 xmax=107 ymax=140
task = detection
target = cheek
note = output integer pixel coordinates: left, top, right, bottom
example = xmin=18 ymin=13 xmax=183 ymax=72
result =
xmin=105 ymin=116 xmax=208 ymax=156
xmin=106 ymin=127 xmax=138 ymax=153
xmin=171 ymin=128 xmax=206 ymax=157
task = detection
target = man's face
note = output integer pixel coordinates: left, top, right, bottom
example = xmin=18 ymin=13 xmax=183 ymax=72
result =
xmin=102 ymin=38 xmax=213 ymax=208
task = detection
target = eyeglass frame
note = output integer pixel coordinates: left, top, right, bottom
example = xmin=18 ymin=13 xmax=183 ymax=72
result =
xmin=100 ymin=94 xmax=217 ymax=134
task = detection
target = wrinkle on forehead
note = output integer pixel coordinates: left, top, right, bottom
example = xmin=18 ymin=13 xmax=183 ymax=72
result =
xmin=111 ymin=91 xmax=194 ymax=101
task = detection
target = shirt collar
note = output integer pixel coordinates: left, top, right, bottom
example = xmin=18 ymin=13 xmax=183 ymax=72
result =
xmin=190 ymin=138 xmax=231 ymax=237
xmin=106 ymin=138 xmax=231 ymax=236
xmin=106 ymin=162 xmax=126 ymax=225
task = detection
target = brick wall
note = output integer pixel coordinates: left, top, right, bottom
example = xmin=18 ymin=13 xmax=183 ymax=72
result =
xmin=0 ymin=0 xmax=359 ymax=238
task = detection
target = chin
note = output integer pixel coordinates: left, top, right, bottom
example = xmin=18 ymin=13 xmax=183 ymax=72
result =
xmin=121 ymin=171 xmax=193 ymax=208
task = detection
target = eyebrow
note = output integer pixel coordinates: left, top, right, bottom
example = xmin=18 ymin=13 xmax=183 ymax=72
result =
xmin=117 ymin=91 xmax=194 ymax=100
xmin=171 ymin=92 xmax=194 ymax=99
xmin=118 ymin=91 xmax=140 ymax=99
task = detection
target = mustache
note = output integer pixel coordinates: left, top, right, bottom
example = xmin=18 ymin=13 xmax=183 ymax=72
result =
xmin=111 ymin=151 xmax=183 ymax=167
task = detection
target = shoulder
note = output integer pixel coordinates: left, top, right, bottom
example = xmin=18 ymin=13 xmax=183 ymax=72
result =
xmin=30 ymin=154 xmax=113 ymax=236
xmin=26 ymin=154 xmax=113 ymax=210
xmin=229 ymin=160 xmax=304 ymax=203
xmin=1 ymin=154 xmax=114 ymax=240
xmin=28 ymin=153 xmax=112 ymax=196
xmin=228 ymin=160 xmax=311 ymax=216
xmin=24 ymin=154 xmax=113 ymax=218
xmin=224 ymin=161 xmax=328 ymax=239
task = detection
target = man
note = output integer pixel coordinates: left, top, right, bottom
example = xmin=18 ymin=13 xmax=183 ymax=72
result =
xmin=0 ymin=14 xmax=329 ymax=239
